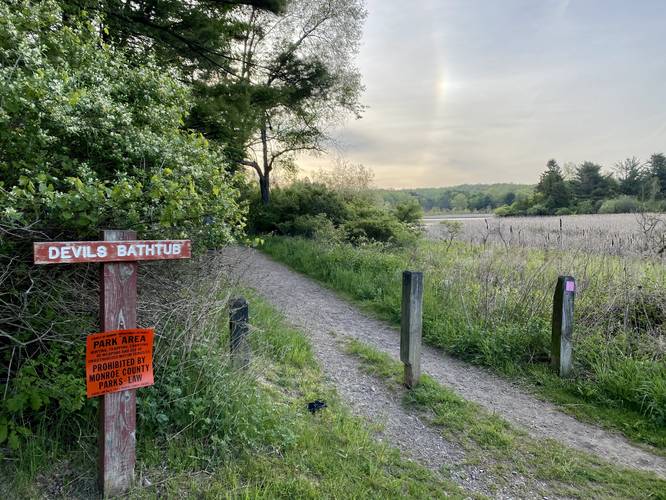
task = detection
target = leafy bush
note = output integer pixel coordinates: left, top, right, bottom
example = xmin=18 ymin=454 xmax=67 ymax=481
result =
xmin=598 ymin=196 xmax=641 ymax=214
xmin=0 ymin=1 xmax=244 ymax=452
xmin=575 ymin=200 xmax=597 ymax=214
xmin=278 ymin=214 xmax=344 ymax=241
xmin=526 ymin=203 xmax=549 ymax=216
xmin=0 ymin=1 xmax=245 ymax=245
xmin=247 ymin=181 xmax=418 ymax=245
xmin=554 ymin=207 xmax=574 ymax=216
xmin=247 ymin=181 xmax=349 ymax=235
xmin=494 ymin=205 xmax=517 ymax=217
xmin=392 ymin=198 xmax=424 ymax=224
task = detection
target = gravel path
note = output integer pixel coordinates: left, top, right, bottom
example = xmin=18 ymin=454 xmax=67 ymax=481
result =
xmin=220 ymin=246 xmax=666 ymax=482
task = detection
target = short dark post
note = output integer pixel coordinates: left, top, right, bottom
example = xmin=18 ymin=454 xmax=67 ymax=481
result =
xmin=229 ymin=298 xmax=250 ymax=369
xmin=551 ymin=276 xmax=575 ymax=377
xmin=400 ymin=271 xmax=423 ymax=388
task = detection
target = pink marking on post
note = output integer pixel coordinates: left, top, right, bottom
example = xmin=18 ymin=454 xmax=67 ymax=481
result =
xmin=566 ymin=281 xmax=575 ymax=292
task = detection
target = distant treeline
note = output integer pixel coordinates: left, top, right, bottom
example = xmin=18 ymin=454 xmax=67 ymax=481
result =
xmin=377 ymin=154 xmax=666 ymax=216
xmin=376 ymin=183 xmax=533 ymax=214
xmin=502 ymin=155 xmax=666 ymax=216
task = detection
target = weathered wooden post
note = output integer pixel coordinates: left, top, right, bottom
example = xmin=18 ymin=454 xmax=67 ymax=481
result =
xmin=99 ymin=230 xmax=138 ymax=496
xmin=229 ymin=297 xmax=250 ymax=369
xmin=400 ymin=271 xmax=423 ymax=388
xmin=34 ymin=233 xmax=191 ymax=497
xmin=551 ymin=275 xmax=575 ymax=377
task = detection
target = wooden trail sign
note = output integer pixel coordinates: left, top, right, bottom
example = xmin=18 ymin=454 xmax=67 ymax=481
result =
xmin=34 ymin=231 xmax=191 ymax=497
xmin=34 ymin=239 xmax=191 ymax=264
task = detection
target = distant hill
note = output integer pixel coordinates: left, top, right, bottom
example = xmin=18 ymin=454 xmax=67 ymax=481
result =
xmin=375 ymin=183 xmax=534 ymax=213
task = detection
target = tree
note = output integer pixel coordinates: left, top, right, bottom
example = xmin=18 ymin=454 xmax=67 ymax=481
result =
xmin=61 ymin=0 xmax=286 ymax=73
xmin=451 ymin=193 xmax=468 ymax=211
xmin=468 ymin=193 xmax=492 ymax=211
xmin=61 ymin=0 xmax=365 ymax=206
xmin=502 ymin=192 xmax=516 ymax=206
xmin=614 ymin=157 xmax=646 ymax=197
xmin=571 ymin=162 xmax=616 ymax=208
xmin=1 ymin=0 xmax=247 ymax=446
xmin=535 ymin=160 xmax=570 ymax=211
xmin=438 ymin=192 xmax=452 ymax=210
xmin=60 ymin=0 xmax=289 ymax=171
xmin=0 ymin=0 xmax=244 ymax=244
xmin=229 ymin=0 xmax=366 ymax=204
xmin=646 ymin=153 xmax=666 ymax=197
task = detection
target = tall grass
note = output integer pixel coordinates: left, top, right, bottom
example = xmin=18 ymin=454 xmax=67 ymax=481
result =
xmin=261 ymin=237 xmax=666 ymax=449
xmin=425 ymin=213 xmax=666 ymax=257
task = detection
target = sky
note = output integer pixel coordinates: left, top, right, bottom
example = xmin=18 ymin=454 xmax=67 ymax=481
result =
xmin=300 ymin=0 xmax=666 ymax=188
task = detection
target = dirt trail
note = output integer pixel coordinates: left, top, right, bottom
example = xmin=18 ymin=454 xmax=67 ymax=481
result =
xmin=220 ymin=246 xmax=666 ymax=481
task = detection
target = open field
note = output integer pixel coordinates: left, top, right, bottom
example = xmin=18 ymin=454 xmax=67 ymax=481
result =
xmin=425 ymin=213 xmax=666 ymax=257
xmin=261 ymin=236 xmax=666 ymax=452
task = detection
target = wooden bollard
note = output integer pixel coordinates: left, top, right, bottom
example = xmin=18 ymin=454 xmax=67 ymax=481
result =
xmin=229 ymin=298 xmax=250 ymax=369
xmin=551 ymin=276 xmax=575 ymax=377
xmin=400 ymin=271 xmax=423 ymax=388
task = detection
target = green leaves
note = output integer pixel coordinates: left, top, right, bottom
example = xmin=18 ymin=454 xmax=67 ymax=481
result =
xmin=0 ymin=0 xmax=247 ymax=456
xmin=0 ymin=419 xmax=7 ymax=444
xmin=0 ymin=0 xmax=246 ymax=244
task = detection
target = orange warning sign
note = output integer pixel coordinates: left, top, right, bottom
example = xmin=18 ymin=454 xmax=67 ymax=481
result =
xmin=86 ymin=328 xmax=154 ymax=398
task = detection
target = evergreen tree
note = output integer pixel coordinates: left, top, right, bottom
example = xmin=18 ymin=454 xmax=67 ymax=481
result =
xmin=614 ymin=157 xmax=646 ymax=197
xmin=535 ymin=159 xmax=570 ymax=211
xmin=571 ymin=162 xmax=616 ymax=209
xmin=647 ymin=153 xmax=666 ymax=197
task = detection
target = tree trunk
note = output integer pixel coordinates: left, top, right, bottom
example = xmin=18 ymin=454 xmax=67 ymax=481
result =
xmin=259 ymin=123 xmax=270 ymax=205
xmin=260 ymin=171 xmax=270 ymax=205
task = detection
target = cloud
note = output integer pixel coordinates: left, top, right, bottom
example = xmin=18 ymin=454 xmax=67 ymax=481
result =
xmin=299 ymin=0 xmax=666 ymax=188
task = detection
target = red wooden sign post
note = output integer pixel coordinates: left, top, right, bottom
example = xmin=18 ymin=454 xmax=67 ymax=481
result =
xmin=34 ymin=230 xmax=191 ymax=496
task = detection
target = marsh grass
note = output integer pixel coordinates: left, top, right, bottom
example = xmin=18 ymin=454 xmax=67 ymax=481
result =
xmin=425 ymin=213 xmax=666 ymax=257
xmin=261 ymin=236 xmax=666 ymax=450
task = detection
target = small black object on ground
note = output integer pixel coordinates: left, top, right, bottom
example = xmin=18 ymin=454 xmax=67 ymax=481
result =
xmin=307 ymin=400 xmax=327 ymax=414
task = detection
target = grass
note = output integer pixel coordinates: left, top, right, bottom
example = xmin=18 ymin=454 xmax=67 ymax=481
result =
xmin=1 ymin=291 xmax=471 ymax=499
xmin=260 ymin=236 xmax=666 ymax=452
xmin=346 ymin=339 xmax=666 ymax=499
xmin=425 ymin=212 xmax=666 ymax=257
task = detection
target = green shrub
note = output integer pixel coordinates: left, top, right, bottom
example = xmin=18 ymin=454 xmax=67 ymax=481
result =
xmin=575 ymin=200 xmax=596 ymax=214
xmin=598 ymin=196 xmax=641 ymax=214
xmin=392 ymin=198 xmax=424 ymax=224
xmin=248 ymin=181 xmax=417 ymax=245
xmin=554 ymin=207 xmax=574 ymax=216
xmin=278 ymin=213 xmax=344 ymax=242
xmin=526 ymin=203 xmax=549 ymax=216
xmin=247 ymin=181 xmax=349 ymax=235
xmin=0 ymin=1 xmax=244 ymax=452
xmin=494 ymin=205 xmax=517 ymax=217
